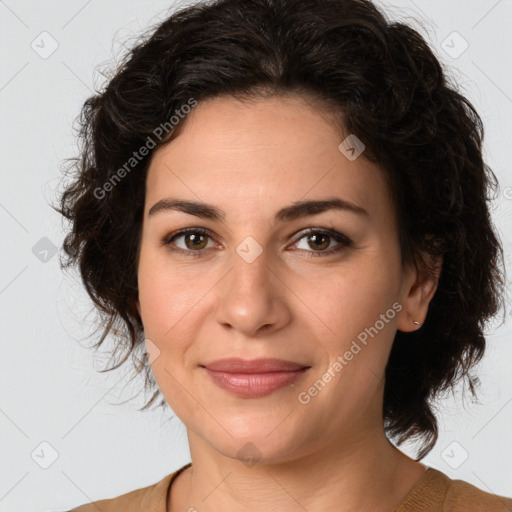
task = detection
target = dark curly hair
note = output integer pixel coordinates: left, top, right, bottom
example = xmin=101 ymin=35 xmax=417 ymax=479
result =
xmin=52 ymin=0 xmax=507 ymax=459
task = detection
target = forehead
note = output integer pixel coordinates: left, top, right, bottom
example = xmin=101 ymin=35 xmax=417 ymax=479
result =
xmin=145 ymin=95 xmax=392 ymax=223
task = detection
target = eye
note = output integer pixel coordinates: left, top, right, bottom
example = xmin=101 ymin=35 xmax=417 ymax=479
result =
xmin=290 ymin=228 xmax=353 ymax=257
xmin=162 ymin=228 xmax=217 ymax=255
xmin=161 ymin=227 xmax=352 ymax=258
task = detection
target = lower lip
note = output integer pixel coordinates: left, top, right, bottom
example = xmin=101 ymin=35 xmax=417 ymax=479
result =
xmin=203 ymin=368 xmax=309 ymax=398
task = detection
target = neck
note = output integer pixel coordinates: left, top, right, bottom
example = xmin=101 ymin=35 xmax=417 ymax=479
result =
xmin=168 ymin=427 xmax=427 ymax=512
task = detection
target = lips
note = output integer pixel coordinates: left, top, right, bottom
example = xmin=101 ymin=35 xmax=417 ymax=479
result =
xmin=202 ymin=358 xmax=309 ymax=373
xmin=201 ymin=358 xmax=311 ymax=398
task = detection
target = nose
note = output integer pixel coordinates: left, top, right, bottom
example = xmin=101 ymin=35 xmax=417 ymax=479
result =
xmin=214 ymin=247 xmax=292 ymax=337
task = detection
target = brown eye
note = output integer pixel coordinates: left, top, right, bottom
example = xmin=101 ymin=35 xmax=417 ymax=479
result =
xmin=306 ymin=233 xmax=330 ymax=251
xmin=183 ymin=232 xmax=208 ymax=250
xmin=292 ymin=229 xmax=352 ymax=256
xmin=162 ymin=228 xmax=215 ymax=254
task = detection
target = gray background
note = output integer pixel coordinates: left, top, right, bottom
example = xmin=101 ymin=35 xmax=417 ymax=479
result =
xmin=0 ymin=0 xmax=511 ymax=510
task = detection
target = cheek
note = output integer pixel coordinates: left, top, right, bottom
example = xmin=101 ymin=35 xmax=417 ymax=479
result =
xmin=138 ymin=250 xmax=204 ymax=335
xmin=307 ymin=255 xmax=401 ymax=395
xmin=137 ymin=259 xmax=202 ymax=413
xmin=319 ymin=258 xmax=400 ymax=334
xmin=137 ymin=252 xmax=217 ymax=384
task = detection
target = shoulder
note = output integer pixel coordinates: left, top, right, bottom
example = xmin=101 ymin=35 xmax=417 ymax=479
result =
xmin=443 ymin=474 xmax=512 ymax=511
xmin=68 ymin=471 xmax=175 ymax=512
xmin=397 ymin=468 xmax=512 ymax=511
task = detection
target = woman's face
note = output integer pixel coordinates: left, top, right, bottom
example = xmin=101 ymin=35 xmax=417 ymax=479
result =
xmin=136 ymin=94 xmax=429 ymax=463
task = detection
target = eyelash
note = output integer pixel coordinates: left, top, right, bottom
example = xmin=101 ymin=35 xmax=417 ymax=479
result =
xmin=160 ymin=227 xmax=353 ymax=258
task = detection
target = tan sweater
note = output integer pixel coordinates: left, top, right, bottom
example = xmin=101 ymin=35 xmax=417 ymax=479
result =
xmin=70 ymin=463 xmax=512 ymax=511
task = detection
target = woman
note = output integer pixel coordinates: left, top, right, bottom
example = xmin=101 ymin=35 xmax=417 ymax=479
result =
xmin=54 ymin=0 xmax=512 ymax=509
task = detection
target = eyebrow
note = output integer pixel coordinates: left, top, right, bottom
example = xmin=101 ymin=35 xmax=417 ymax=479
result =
xmin=148 ymin=197 xmax=368 ymax=223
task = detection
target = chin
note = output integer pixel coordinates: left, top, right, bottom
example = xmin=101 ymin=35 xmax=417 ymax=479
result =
xmin=197 ymin=418 xmax=316 ymax=467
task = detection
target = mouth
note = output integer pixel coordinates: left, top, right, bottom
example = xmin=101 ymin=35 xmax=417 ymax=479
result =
xmin=200 ymin=358 xmax=311 ymax=398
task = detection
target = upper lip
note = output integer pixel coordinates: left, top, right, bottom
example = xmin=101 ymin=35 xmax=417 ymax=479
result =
xmin=201 ymin=358 xmax=310 ymax=373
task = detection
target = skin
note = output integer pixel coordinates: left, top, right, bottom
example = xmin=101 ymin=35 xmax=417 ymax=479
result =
xmin=135 ymin=94 xmax=442 ymax=511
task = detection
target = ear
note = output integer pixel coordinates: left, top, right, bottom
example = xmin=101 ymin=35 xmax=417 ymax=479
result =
xmin=396 ymin=252 xmax=442 ymax=333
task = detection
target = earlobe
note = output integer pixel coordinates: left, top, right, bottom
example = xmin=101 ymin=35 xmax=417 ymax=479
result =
xmin=396 ymin=254 xmax=442 ymax=333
